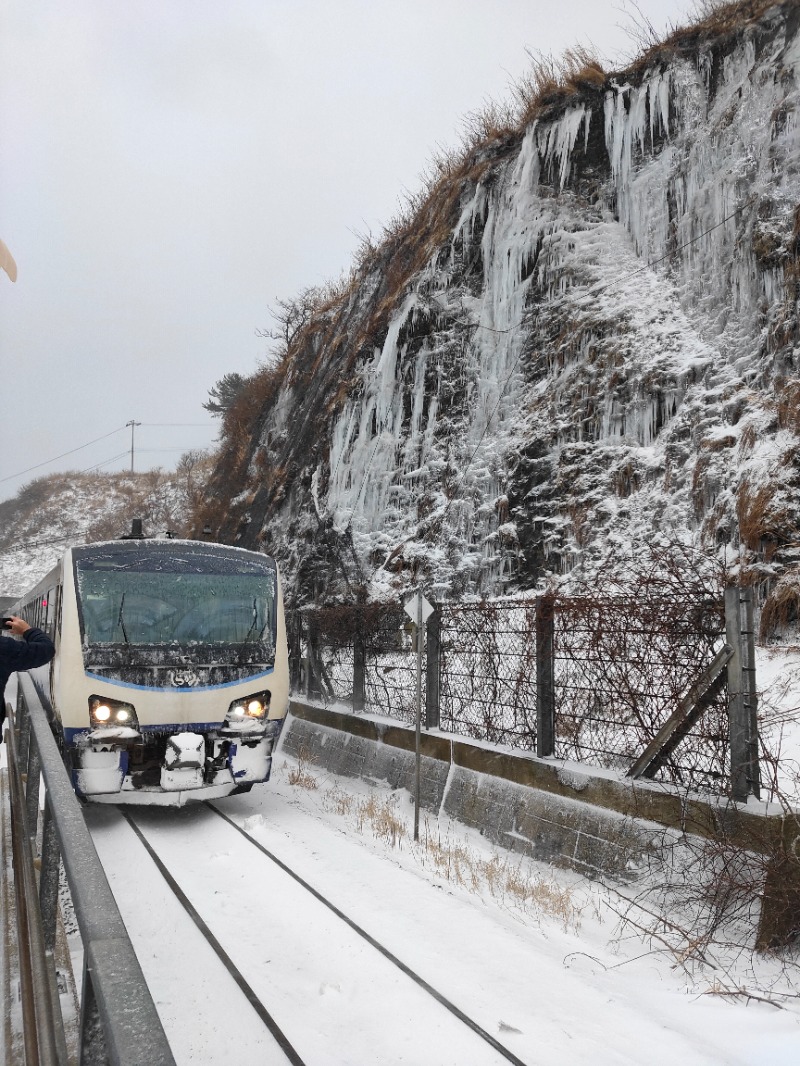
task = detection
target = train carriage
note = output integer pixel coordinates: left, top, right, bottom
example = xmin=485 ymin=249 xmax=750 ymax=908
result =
xmin=13 ymin=534 xmax=290 ymax=805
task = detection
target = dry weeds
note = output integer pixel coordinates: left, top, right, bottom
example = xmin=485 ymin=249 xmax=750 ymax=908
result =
xmin=286 ymin=760 xmax=583 ymax=931
xmin=285 ymin=747 xmax=319 ymax=790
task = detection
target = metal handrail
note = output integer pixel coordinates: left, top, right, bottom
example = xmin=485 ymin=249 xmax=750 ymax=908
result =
xmin=9 ymin=674 xmax=176 ymax=1066
xmin=5 ymin=699 xmax=63 ymax=1065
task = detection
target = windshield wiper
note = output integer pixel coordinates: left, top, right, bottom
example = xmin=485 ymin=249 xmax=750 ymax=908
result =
xmin=236 ymin=599 xmax=268 ymax=664
xmin=116 ymin=593 xmax=130 ymax=645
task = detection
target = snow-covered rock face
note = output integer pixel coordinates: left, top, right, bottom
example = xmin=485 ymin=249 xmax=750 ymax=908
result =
xmin=214 ymin=3 xmax=800 ymax=603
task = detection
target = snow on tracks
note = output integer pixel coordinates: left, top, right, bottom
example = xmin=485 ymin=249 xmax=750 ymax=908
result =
xmin=85 ymin=803 xmax=524 ymax=1066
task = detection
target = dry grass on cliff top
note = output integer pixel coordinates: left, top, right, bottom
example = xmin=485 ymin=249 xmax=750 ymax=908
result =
xmin=302 ymin=0 xmax=776 ymax=330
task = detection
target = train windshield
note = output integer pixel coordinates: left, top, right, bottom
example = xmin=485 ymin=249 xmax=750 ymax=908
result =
xmin=73 ymin=543 xmax=277 ymax=648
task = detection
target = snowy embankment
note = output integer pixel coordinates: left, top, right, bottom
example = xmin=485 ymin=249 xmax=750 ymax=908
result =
xmin=84 ymin=752 xmax=800 ymax=1066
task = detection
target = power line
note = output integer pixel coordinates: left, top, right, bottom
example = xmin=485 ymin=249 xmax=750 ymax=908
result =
xmin=0 ymin=423 xmax=217 ymax=489
xmin=0 ymin=426 xmax=128 ymax=484
xmin=138 ymin=447 xmax=205 ymax=453
xmin=78 ymin=450 xmax=130 ymax=474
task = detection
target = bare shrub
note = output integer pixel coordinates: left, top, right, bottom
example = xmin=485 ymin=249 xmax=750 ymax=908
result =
xmin=760 ymin=568 xmax=800 ymax=641
xmin=776 ymin=379 xmax=800 ymax=436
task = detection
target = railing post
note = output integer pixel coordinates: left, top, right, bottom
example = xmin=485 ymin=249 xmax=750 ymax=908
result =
xmin=79 ymin=961 xmax=108 ymax=1065
xmin=25 ymin=738 xmax=42 ymax=845
xmin=306 ymin=615 xmax=322 ymax=699
xmin=425 ymin=607 xmax=441 ymax=729
xmin=536 ymin=594 xmax=555 ymax=757
xmin=39 ymin=801 xmax=60 ymax=955
xmin=287 ymin=609 xmax=303 ymax=692
xmin=16 ymin=686 xmax=32 ymax=773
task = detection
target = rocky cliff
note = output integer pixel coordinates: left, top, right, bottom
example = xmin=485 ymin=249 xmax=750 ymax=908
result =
xmin=198 ymin=1 xmax=800 ymax=615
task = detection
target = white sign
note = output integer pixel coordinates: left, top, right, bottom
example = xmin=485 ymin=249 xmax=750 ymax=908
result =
xmin=404 ymin=591 xmax=434 ymax=624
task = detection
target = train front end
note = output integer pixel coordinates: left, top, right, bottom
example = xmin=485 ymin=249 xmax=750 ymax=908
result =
xmin=58 ymin=539 xmax=289 ymax=805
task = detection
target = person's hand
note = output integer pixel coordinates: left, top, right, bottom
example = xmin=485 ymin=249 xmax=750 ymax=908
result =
xmin=5 ymin=616 xmax=31 ymax=636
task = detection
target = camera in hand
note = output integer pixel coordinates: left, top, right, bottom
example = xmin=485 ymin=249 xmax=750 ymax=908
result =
xmin=1 ymin=617 xmax=13 ymax=629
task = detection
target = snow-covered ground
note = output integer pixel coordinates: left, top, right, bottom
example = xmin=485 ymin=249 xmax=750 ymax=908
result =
xmin=82 ymin=750 xmax=800 ymax=1066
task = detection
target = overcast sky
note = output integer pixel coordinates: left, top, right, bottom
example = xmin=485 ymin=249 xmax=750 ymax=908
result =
xmin=0 ymin=0 xmax=695 ymax=501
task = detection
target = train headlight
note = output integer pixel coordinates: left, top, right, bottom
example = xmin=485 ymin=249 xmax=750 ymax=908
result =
xmin=224 ymin=690 xmax=271 ymax=726
xmin=89 ymin=695 xmax=139 ymax=729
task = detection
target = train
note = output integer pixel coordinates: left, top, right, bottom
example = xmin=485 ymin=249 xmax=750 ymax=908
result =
xmin=11 ymin=531 xmax=290 ymax=805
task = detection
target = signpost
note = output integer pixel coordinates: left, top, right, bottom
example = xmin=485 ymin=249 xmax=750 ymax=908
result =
xmin=404 ymin=590 xmax=433 ymax=841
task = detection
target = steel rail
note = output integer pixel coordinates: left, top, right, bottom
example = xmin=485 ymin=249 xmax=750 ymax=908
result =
xmin=120 ymin=812 xmax=307 ymax=1066
xmin=14 ymin=673 xmax=176 ymax=1066
xmin=209 ymin=804 xmax=532 ymax=1066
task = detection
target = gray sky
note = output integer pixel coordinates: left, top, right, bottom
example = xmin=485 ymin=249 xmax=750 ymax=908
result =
xmin=0 ymin=0 xmax=694 ymax=500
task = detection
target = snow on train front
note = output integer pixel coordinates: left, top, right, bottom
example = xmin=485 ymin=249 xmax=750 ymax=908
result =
xmin=53 ymin=538 xmax=290 ymax=806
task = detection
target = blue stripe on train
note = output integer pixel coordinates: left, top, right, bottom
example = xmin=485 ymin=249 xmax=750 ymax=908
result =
xmin=83 ymin=667 xmax=275 ymax=692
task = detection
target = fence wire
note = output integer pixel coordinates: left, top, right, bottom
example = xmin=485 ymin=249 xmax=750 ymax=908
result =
xmin=551 ymin=594 xmax=728 ymax=788
xmin=290 ymin=590 xmax=731 ymax=790
xmin=439 ymin=600 xmax=538 ymax=749
xmin=291 ymin=604 xmax=420 ymax=723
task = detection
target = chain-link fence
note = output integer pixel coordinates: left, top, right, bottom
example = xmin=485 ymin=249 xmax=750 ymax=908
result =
xmin=289 ymin=585 xmax=753 ymax=795
xmin=438 ymin=600 xmax=538 ymax=749
xmin=551 ymin=593 xmax=728 ymax=788
xmin=288 ymin=603 xmax=420 ymax=722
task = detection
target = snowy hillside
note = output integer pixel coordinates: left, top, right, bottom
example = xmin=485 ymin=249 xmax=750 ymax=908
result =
xmin=0 ymin=458 xmax=211 ymax=596
xmin=195 ymin=1 xmax=800 ymax=616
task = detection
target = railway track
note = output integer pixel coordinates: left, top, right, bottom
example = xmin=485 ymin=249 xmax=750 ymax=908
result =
xmin=86 ymin=803 xmax=532 ymax=1066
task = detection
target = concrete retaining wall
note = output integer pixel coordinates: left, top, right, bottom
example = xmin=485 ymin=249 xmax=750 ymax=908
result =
xmin=281 ymin=700 xmax=793 ymax=886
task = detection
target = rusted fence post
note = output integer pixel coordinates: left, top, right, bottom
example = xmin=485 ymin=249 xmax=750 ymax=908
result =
xmin=352 ymin=629 xmax=366 ymax=712
xmin=287 ymin=609 xmax=303 ymax=692
xmin=425 ymin=606 xmax=441 ymax=729
xmin=741 ymin=585 xmax=761 ymax=799
xmin=306 ymin=614 xmax=323 ymax=700
xmin=725 ymin=585 xmax=760 ymax=801
xmin=536 ymin=593 xmax=555 ymax=757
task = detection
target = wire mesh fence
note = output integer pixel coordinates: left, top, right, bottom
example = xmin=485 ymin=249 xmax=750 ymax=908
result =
xmin=551 ymin=593 xmax=728 ymax=788
xmin=289 ymin=603 xmax=420 ymax=722
xmin=438 ymin=600 xmax=539 ymax=749
xmin=289 ymin=585 xmax=738 ymax=792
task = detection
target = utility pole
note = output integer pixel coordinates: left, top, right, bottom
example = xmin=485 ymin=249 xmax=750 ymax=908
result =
xmin=126 ymin=420 xmax=141 ymax=472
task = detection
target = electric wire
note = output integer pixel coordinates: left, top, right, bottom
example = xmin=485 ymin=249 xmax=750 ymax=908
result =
xmin=78 ymin=450 xmax=130 ymax=473
xmin=0 ymin=426 xmax=128 ymax=484
xmin=0 ymin=424 xmax=216 ymax=488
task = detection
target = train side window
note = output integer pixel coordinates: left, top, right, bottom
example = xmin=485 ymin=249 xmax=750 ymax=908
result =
xmin=46 ymin=587 xmax=56 ymax=632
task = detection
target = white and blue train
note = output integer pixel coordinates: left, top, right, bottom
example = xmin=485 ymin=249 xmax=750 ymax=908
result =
xmin=13 ymin=535 xmax=289 ymax=805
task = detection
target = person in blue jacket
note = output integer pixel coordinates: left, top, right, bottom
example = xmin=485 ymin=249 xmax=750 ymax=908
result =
xmin=0 ymin=615 xmax=55 ymax=736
